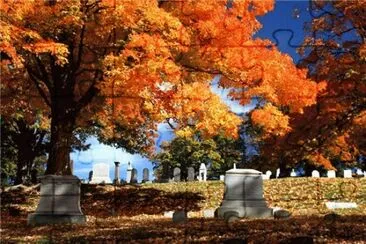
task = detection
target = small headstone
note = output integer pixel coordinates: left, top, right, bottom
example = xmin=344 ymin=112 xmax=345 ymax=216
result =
xmin=164 ymin=211 xmax=174 ymax=218
xmin=172 ymin=210 xmax=187 ymax=223
xmin=343 ymin=169 xmax=352 ymax=178
xmin=290 ymin=169 xmax=296 ymax=177
xmin=325 ymin=202 xmax=357 ymax=209
xmin=276 ymin=168 xmax=280 ymax=178
xmin=233 ymin=163 xmax=237 ymax=169
xmin=274 ymin=209 xmax=291 ymax=219
xmin=173 ymin=167 xmax=181 ymax=182
xmin=142 ymin=168 xmax=149 ymax=183
xmin=90 ymin=163 xmax=112 ymax=184
xmin=88 ymin=171 xmax=93 ymax=183
xmin=187 ymin=167 xmax=195 ymax=181
xmin=198 ymin=163 xmax=207 ymax=182
xmin=126 ymin=162 xmax=133 ymax=183
xmin=356 ymin=169 xmax=363 ymax=176
xmin=220 ymin=175 xmax=225 ymax=181
xmin=262 ymin=174 xmax=270 ymax=180
xmin=327 ymin=170 xmax=336 ymax=178
xmin=311 ymin=170 xmax=320 ymax=178
xmin=131 ymin=168 xmax=138 ymax=183
xmin=203 ymin=209 xmax=215 ymax=218
xmin=364 ymin=171 xmax=366 ymax=177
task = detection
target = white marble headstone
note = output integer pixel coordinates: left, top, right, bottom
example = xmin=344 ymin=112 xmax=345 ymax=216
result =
xmin=290 ymin=169 xmax=296 ymax=177
xmin=327 ymin=170 xmax=336 ymax=178
xmin=276 ymin=168 xmax=280 ymax=178
xmin=343 ymin=169 xmax=352 ymax=178
xmin=90 ymin=163 xmax=112 ymax=184
xmin=220 ymin=175 xmax=225 ymax=181
xmin=326 ymin=202 xmax=357 ymax=209
xmin=356 ymin=169 xmax=363 ymax=176
xmin=198 ymin=163 xmax=207 ymax=182
xmin=312 ymin=170 xmax=320 ymax=178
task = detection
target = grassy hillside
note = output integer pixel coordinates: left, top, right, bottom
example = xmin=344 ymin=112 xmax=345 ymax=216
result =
xmin=1 ymin=178 xmax=365 ymax=243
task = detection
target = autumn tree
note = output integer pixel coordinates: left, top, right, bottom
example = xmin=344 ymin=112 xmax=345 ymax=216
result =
xmin=1 ymin=0 xmax=320 ymax=175
xmin=249 ymin=0 xmax=365 ymax=172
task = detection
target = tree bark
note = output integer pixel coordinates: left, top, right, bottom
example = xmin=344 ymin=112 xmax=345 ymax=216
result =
xmin=45 ymin=115 xmax=75 ymax=175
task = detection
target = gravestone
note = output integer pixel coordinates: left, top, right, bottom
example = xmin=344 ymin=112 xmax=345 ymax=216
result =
xmin=216 ymin=169 xmax=273 ymax=220
xmin=312 ymin=170 xmax=320 ymax=178
xmin=203 ymin=209 xmax=216 ymax=218
xmin=290 ymin=169 xmax=296 ymax=177
xmin=126 ymin=162 xmax=133 ymax=183
xmin=356 ymin=169 xmax=363 ymax=176
xmin=220 ymin=175 xmax=225 ymax=181
xmin=131 ymin=168 xmax=138 ymax=183
xmin=262 ymin=170 xmax=272 ymax=180
xmin=173 ymin=167 xmax=181 ymax=182
xmin=343 ymin=169 xmax=352 ymax=178
xmin=326 ymin=202 xmax=358 ymax=209
xmin=114 ymin=161 xmax=120 ymax=184
xmin=276 ymin=168 xmax=280 ymax=178
xmin=90 ymin=163 xmax=112 ymax=184
xmin=28 ymin=175 xmax=86 ymax=225
xmin=88 ymin=171 xmax=93 ymax=183
xmin=187 ymin=167 xmax=195 ymax=181
xmin=172 ymin=210 xmax=187 ymax=223
xmin=198 ymin=163 xmax=207 ymax=182
xmin=327 ymin=170 xmax=336 ymax=178
xmin=142 ymin=168 xmax=149 ymax=183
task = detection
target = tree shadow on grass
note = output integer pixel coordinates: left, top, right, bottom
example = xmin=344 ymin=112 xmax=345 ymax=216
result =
xmin=80 ymin=184 xmax=206 ymax=217
xmin=1 ymin=211 xmax=366 ymax=243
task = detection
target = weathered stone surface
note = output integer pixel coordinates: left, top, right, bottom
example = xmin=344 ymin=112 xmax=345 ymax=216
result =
xmin=142 ymin=168 xmax=149 ymax=183
xmin=28 ymin=175 xmax=86 ymax=226
xmin=217 ymin=169 xmax=273 ymax=219
xmin=173 ymin=167 xmax=181 ymax=182
xmin=187 ymin=167 xmax=195 ymax=181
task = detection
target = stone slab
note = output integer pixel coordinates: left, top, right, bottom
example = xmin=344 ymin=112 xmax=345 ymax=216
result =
xmin=325 ymin=202 xmax=358 ymax=209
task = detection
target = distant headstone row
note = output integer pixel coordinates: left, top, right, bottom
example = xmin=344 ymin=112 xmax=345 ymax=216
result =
xmin=170 ymin=163 xmax=207 ymax=182
xmin=88 ymin=162 xmax=151 ymax=184
xmin=262 ymin=168 xmax=366 ymax=180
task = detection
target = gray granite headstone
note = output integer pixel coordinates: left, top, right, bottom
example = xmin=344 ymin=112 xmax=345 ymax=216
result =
xmin=28 ymin=175 xmax=86 ymax=225
xmin=173 ymin=210 xmax=187 ymax=223
xmin=187 ymin=167 xmax=195 ymax=181
xmin=173 ymin=167 xmax=181 ymax=182
xmin=114 ymin=161 xmax=120 ymax=184
xmin=142 ymin=168 xmax=149 ymax=183
xmin=131 ymin=168 xmax=138 ymax=183
xmin=216 ymin=169 xmax=272 ymax=220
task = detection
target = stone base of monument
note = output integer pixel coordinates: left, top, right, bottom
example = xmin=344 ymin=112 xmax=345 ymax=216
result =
xmin=216 ymin=169 xmax=273 ymax=221
xmin=27 ymin=175 xmax=86 ymax=226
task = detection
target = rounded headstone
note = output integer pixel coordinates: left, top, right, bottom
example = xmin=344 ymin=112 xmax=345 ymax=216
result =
xmin=274 ymin=209 xmax=291 ymax=219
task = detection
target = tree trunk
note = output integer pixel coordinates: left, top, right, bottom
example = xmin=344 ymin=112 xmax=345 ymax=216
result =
xmin=45 ymin=116 xmax=75 ymax=175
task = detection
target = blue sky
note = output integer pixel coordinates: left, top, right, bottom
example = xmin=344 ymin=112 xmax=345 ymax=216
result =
xmin=72 ymin=1 xmax=312 ymax=181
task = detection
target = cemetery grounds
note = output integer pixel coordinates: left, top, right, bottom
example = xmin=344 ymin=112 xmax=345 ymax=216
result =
xmin=1 ymin=177 xmax=366 ymax=243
